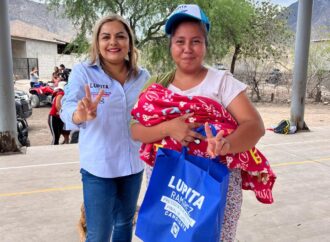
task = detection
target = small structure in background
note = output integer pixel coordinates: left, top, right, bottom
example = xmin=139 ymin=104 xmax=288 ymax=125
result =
xmin=266 ymin=68 xmax=283 ymax=85
xmin=214 ymin=62 xmax=227 ymax=70
xmin=10 ymin=20 xmax=78 ymax=80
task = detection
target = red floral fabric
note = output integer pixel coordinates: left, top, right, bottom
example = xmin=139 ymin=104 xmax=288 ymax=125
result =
xmin=131 ymin=84 xmax=276 ymax=204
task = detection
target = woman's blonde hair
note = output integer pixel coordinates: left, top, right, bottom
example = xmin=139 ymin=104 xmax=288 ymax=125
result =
xmin=90 ymin=15 xmax=139 ymax=77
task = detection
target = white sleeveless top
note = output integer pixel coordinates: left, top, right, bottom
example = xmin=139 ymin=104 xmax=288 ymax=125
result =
xmin=168 ymin=67 xmax=247 ymax=108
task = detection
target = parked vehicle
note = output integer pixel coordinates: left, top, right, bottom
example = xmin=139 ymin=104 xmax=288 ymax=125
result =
xmin=266 ymin=68 xmax=283 ymax=85
xmin=70 ymin=130 xmax=79 ymax=144
xmin=29 ymin=82 xmax=55 ymax=108
xmin=17 ymin=117 xmax=30 ymax=146
xmin=15 ymin=89 xmax=32 ymax=119
xmin=214 ymin=63 xmax=227 ymax=70
xmin=14 ymin=89 xmax=32 ymax=146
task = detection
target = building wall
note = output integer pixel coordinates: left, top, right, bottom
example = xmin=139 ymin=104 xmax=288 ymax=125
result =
xmin=23 ymin=39 xmax=83 ymax=80
xmin=11 ymin=39 xmax=27 ymax=58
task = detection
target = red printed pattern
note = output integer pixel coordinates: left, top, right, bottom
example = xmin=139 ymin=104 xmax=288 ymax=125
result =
xmin=131 ymin=84 xmax=276 ymax=204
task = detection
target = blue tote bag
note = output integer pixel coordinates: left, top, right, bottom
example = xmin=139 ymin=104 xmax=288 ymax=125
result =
xmin=135 ymin=147 xmax=230 ymax=242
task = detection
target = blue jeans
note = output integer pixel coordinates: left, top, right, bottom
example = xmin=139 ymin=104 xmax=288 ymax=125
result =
xmin=81 ymin=169 xmax=143 ymax=242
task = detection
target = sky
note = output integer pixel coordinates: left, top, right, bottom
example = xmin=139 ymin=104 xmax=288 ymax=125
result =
xmin=269 ymin=0 xmax=297 ymax=7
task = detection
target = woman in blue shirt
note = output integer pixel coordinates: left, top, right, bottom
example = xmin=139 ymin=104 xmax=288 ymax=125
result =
xmin=60 ymin=15 xmax=150 ymax=242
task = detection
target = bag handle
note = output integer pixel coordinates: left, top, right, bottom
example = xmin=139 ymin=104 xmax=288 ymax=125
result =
xmin=183 ymin=123 xmax=228 ymax=174
xmin=181 ymin=146 xmax=228 ymax=183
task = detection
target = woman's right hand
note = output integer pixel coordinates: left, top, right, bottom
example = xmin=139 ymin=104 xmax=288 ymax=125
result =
xmin=73 ymin=85 xmax=104 ymax=124
xmin=165 ymin=113 xmax=204 ymax=146
xmin=204 ymin=122 xmax=231 ymax=158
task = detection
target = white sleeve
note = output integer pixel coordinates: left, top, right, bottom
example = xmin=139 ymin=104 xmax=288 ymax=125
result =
xmin=218 ymin=71 xmax=247 ymax=108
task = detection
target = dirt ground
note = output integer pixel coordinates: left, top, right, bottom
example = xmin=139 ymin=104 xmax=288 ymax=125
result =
xmin=15 ymin=80 xmax=330 ymax=146
xmin=25 ymin=102 xmax=330 ymax=146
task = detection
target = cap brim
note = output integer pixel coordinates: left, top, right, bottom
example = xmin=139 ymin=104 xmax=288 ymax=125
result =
xmin=165 ymin=13 xmax=207 ymax=35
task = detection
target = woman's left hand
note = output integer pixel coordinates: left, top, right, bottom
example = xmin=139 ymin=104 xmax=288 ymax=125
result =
xmin=204 ymin=122 xmax=231 ymax=158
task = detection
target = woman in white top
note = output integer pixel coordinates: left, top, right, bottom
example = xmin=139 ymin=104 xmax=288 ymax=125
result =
xmin=29 ymin=66 xmax=39 ymax=87
xmin=131 ymin=4 xmax=265 ymax=241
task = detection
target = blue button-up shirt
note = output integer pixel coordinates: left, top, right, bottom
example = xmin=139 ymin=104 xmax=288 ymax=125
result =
xmin=60 ymin=60 xmax=150 ymax=178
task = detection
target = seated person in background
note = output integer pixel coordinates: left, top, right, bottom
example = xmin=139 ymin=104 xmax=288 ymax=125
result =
xmin=30 ymin=66 xmax=39 ymax=87
xmin=54 ymin=66 xmax=59 ymax=75
xmin=49 ymin=73 xmax=60 ymax=87
xmin=59 ymin=64 xmax=65 ymax=72
xmin=59 ymin=64 xmax=71 ymax=82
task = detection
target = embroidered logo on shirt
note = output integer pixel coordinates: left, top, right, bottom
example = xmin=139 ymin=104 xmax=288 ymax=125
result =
xmin=89 ymin=82 xmax=111 ymax=104
xmin=89 ymin=83 xmax=110 ymax=89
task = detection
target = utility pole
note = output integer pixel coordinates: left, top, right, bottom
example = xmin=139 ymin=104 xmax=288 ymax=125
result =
xmin=290 ymin=0 xmax=314 ymax=131
xmin=0 ymin=0 xmax=20 ymax=152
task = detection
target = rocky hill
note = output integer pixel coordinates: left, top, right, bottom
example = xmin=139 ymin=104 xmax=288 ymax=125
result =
xmin=287 ymin=0 xmax=330 ymax=39
xmin=8 ymin=0 xmax=76 ymax=39
xmin=8 ymin=0 xmax=330 ymax=40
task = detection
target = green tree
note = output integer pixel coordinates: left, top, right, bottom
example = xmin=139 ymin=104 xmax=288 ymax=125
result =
xmin=307 ymin=41 xmax=330 ymax=102
xmin=47 ymin=0 xmax=181 ymax=53
xmin=210 ymin=0 xmax=291 ymax=73
xmin=243 ymin=1 xmax=292 ymax=62
xmin=47 ymin=0 xmax=291 ymax=75
xmin=208 ymin=0 xmax=254 ymax=73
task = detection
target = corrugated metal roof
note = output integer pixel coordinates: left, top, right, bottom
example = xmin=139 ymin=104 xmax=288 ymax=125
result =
xmin=10 ymin=20 xmax=70 ymax=44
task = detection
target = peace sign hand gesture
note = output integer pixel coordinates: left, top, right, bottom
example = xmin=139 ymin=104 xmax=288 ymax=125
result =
xmin=204 ymin=122 xmax=231 ymax=158
xmin=73 ymin=85 xmax=104 ymax=124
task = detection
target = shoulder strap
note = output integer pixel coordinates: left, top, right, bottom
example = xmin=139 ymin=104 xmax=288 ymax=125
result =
xmin=156 ymin=71 xmax=176 ymax=87
xmin=142 ymin=70 xmax=175 ymax=90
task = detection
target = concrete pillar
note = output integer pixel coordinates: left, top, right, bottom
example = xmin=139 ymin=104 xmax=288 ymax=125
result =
xmin=0 ymin=0 xmax=20 ymax=152
xmin=290 ymin=0 xmax=314 ymax=130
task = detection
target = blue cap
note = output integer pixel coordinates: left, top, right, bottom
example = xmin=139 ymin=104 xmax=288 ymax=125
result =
xmin=165 ymin=4 xmax=210 ymax=35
